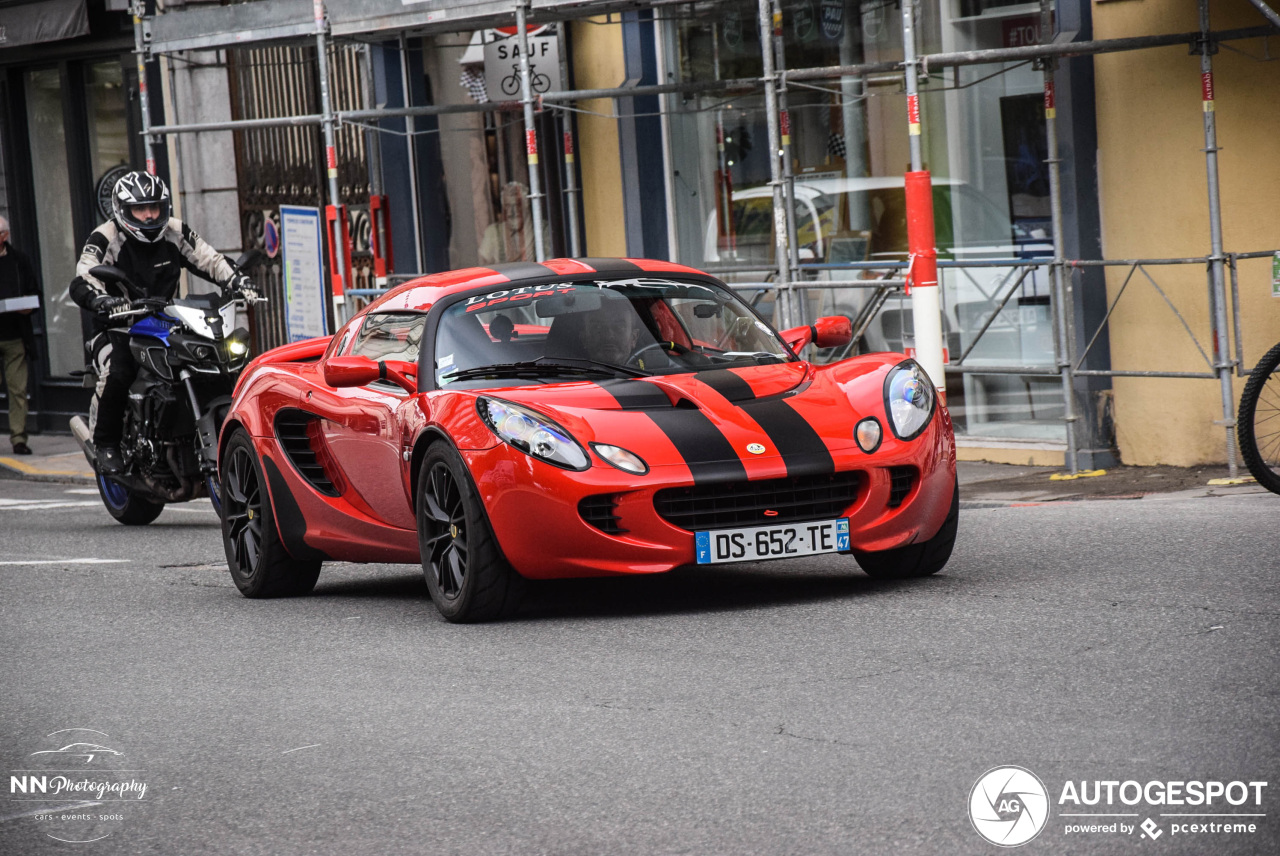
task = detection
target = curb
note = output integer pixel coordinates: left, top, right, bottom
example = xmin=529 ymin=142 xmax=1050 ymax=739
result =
xmin=0 ymin=456 xmax=96 ymax=486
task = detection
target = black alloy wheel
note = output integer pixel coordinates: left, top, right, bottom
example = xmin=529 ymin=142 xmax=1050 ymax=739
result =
xmin=221 ymin=427 xmax=322 ymax=597
xmin=416 ymin=443 xmax=524 ymax=623
xmin=421 ymin=459 xmax=468 ymax=599
xmin=222 ymin=442 xmax=264 ymax=575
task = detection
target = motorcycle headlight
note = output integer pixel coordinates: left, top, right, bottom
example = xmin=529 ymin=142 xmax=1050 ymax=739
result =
xmin=477 ymin=397 xmax=589 ymax=471
xmin=225 ymin=328 xmax=251 ymax=363
xmin=883 ymin=360 xmax=936 ymax=440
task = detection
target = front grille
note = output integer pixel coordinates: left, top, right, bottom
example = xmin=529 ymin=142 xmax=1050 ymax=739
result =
xmin=275 ymin=409 xmax=339 ymax=496
xmin=887 ymin=466 xmax=916 ymax=508
xmin=579 ymin=494 xmax=627 ymax=534
xmin=654 ymin=471 xmax=861 ymax=532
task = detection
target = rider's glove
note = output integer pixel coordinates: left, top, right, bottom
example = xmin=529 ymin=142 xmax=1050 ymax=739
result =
xmin=229 ymin=274 xmax=260 ymax=304
xmin=89 ymin=294 xmax=130 ymax=319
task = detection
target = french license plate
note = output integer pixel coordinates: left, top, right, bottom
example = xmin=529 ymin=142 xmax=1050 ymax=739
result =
xmin=695 ymin=518 xmax=850 ymax=565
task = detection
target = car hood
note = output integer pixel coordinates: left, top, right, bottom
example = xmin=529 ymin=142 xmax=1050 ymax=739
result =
xmin=486 ymin=358 xmax=897 ymax=476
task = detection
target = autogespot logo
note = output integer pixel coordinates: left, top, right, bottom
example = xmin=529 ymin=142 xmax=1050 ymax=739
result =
xmin=969 ymin=766 xmax=1050 ymax=847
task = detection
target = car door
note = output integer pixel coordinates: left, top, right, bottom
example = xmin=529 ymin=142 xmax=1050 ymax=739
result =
xmin=314 ymin=311 xmax=425 ymax=530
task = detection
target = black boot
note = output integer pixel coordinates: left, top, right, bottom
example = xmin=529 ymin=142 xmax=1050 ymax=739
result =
xmin=98 ymin=444 xmax=124 ymax=475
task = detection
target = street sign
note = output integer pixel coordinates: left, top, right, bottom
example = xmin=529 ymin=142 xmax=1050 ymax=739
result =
xmin=484 ymin=28 xmax=561 ymax=100
xmin=280 ymin=205 xmax=328 ymax=341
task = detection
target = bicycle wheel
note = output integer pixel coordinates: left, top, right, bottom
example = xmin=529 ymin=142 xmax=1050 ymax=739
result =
xmin=1237 ymin=340 xmax=1280 ymax=495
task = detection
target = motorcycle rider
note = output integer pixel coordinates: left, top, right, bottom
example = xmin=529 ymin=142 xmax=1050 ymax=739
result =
xmin=69 ymin=170 xmax=258 ymax=474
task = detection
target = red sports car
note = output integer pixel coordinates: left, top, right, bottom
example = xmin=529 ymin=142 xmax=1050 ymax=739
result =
xmin=218 ymin=258 xmax=957 ymax=621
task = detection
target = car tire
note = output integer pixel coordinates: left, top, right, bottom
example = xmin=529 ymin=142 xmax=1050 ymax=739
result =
xmin=221 ymin=427 xmax=322 ymax=598
xmin=96 ymin=472 xmax=165 ymax=526
xmin=853 ymin=475 xmax=959 ymax=579
xmin=416 ymin=442 xmax=525 ymax=623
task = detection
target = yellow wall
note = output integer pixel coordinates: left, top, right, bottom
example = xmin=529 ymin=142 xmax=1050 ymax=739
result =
xmin=1093 ymin=0 xmax=1280 ymax=465
xmin=570 ymin=17 xmax=628 ymax=257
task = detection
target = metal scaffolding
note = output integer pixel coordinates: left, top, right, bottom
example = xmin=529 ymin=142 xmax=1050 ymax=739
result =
xmin=132 ymin=0 xmax=1280 ymax=472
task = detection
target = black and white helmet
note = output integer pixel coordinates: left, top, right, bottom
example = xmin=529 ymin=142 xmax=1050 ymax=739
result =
xmin=111 ymin=170 xmax=171 ymax=243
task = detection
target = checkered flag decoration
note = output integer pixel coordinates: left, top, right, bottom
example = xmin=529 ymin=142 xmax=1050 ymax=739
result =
xmin=460 ymin=66 xmax=489 ymax=104
xmin=827 ymin=132 xmax=847 ymax=159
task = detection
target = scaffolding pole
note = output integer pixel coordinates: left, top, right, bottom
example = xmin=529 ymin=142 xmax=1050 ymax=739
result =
xmin=132 ymin=2 xmax=157 ymax=174
xmin=1199 ymin=0 xmax=1239 ymax=477
xmin=900 ymin=0 xmax=946 ymax=395
xmin=771 ymin=1 xmax=801 ymax=331
xmin=756 ymin=0 xmax=791 ymax=329
xmin=314 ymin=0 xmax=348 ymax=317
xmin=1041 ymin=0 xmax=1080 ymax=474
xmin=516 ymin=0 xmax=547 ymax=263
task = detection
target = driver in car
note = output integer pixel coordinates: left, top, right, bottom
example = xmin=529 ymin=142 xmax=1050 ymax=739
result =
xmin=69 ymin=170 xmax=256 ymax=474
xmin=580 ymin=299 xmax=662 ymax=368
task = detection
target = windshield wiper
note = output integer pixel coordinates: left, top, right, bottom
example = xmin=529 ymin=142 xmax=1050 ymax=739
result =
xmin=441 ymin=358 xmax=641 ymax=383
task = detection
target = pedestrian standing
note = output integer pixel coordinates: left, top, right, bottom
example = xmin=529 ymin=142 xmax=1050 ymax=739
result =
xmin=0 ymin=215 xmax=40 ymax=455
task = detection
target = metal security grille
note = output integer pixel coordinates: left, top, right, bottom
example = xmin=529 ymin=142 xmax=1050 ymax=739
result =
xmin=653 ymin=471 xmax=862 ymax=532
xmin=229 ymin=43 xmax=372 ymax=352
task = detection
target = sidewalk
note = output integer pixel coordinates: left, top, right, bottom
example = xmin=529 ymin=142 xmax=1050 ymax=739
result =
xmin=0 ymin=433 xmax=95 ymax=485
xmin=1 ymin=432 xmax=1270 ymax=504
xmin=955 ymin=460 xmax=1268 ymax=506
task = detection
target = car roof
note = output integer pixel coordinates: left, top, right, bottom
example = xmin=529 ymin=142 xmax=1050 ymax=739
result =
xmin=364 ymin=258 xmax=711 ymax=313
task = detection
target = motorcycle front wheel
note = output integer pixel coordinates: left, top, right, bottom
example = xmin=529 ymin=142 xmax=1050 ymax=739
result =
xmin=96 ymin=472 xmax=165 ymax=526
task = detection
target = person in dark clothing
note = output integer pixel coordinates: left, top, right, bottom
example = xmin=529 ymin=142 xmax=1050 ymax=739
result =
xmin=0 ymin=215 xmax=40 ymax=455
xmin=68 ymin=170 xmax=256 ymax=474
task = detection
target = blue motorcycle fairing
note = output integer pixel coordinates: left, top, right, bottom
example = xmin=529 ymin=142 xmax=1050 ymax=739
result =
xmin=129 ymin=312 xmax=178 ymax=344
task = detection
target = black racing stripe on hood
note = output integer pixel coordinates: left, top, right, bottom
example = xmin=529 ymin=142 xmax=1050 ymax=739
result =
xmin=576 ymin=258 xmax=643 ymax=275
xmin=698 ymin=369 xmax=756 ymax=403
xmin=740 ymin=398 xmax=835 ymax=477
xmin=645 ymin=409 xmax=748 ymax=485
xmin=486 ymin=261 xmax=556 ymax=281
xmin=596 ymin=378 xmax=671 ymax=410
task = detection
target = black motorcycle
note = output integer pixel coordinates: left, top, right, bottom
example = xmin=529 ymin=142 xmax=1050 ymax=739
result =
xmin=70 ymin=257 xmax=263 ymax=525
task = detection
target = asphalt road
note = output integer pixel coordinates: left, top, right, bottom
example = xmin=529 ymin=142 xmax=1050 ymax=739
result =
xmin=1 ymin=478 xmax=1276 ymax=855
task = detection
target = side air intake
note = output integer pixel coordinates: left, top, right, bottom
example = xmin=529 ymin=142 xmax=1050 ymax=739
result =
xmin=274 ymin=409 xmax=339 ymax=496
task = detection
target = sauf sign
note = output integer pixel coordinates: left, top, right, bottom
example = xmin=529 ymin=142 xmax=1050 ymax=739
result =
xmin=484 ymin=25 xmax=562 ymax=99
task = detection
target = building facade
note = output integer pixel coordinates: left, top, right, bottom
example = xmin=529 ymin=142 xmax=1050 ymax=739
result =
xmin=2 ymin=0 xmax=1277 ymax=468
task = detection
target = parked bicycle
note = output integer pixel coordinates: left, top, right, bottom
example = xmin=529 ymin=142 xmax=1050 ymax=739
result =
xmin=1237 ymin=340 xmax=1280 ymax=495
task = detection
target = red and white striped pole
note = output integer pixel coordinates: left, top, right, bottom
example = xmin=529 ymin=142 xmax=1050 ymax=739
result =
xmin=900 ymin=0 xmax=946 ymax=399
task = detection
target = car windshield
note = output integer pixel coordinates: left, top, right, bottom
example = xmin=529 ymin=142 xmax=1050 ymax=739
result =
xmin=434 ymin=277 xmax=793 ymax=388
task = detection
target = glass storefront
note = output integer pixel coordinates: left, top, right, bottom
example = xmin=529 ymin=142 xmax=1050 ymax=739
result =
xmin=662 ymin=0 xmax=1062 ymax=440
xmin=25 ymin=67 xmax=80 ymax=379
xmin=421 ymin=30 xmax=563 ymax=272
xmin=22 ymin=61 xmax=132 ymax=381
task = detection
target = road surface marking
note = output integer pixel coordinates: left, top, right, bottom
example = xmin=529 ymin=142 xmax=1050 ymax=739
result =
xmin=0 ymin=559 xmax=127 ymax=566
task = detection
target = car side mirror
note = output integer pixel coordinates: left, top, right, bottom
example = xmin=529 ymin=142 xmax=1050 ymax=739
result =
xmin=324 ymin=356 xmax=381 ymax=387
xmin=323 ymin=356 xmax=418 ymax=393
xmin=779 ymin=316 xmax=854 ymax=353
xmin=812 ymin=315 xmax=853 ymax=349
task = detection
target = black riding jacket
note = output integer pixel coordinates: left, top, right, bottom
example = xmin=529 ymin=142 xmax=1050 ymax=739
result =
xmin=69 ymin=219 xmax=237 ymax=332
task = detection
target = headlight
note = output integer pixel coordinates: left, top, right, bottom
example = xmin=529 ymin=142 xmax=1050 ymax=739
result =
xmin=591 ymin=443 xmax=648 ymax=475
xmin=477 ymin=397 xmax=589 ymax=471
xmin=226 ymin=327 xmax=251 ymax=362
xmin=883 ymin=360 xmax=936 ymax=440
